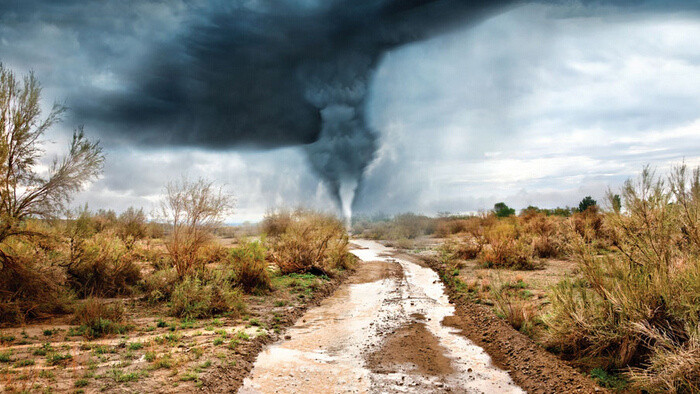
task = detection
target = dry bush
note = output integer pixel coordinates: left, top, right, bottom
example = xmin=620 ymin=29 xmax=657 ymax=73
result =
xmin=67 ymin=232 xmax=141 ymax=297
xmin=494 ymin=295 xmax=533 ymax=332
xmin=141 ymin=267 xmax=178 ymax=303
xmin=385 ymin=238 xmax=415 ymax=250
xmin=478 ymin=222 xmax=536 ymax=270
xmin=0 ymin=235 xmax=71 ymax=324
xmin=196 ymin=242 xmax=229 ymax=265
xmin=169 ymin=270 xmax=244 ymax=319
xmin=261 ymin=209 xmax=293 ymax=237
xmin=545 ymin=165 xmax=700 ymax=392
xmin=116 ymin=207 xmax=148 ymax=249
xmin=435 ymin=218 xmax=473 ymax=237
xmin=268 ymin=210 xmax=352 ymax=275
xmin=627 ymin=325 xmax=700 ymax=393
xmin=229 ymin=240 xmax=271 ymax=294
xmin=72 ymin=298 xmax=129 ymax=339
xmin=445 ymin=237 xmax=483 ymax=260
xmin=521 ymin=212 xmax=567 ymax=258
xmin=355 ymin=213 xmax=437 ymax=240
xmin=160 ymin=177 xmax=234 ymax=277
xmin=571 ymin=206 xmax=606 ymax=245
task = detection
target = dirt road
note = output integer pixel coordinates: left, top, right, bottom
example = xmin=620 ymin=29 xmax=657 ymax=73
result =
xmin=239 ymin=240 xmax=523 ymax=393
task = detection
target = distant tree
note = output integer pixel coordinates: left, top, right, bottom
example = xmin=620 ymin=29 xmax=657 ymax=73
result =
xmin=0 ymin=65 xmax=104 ymax=267
xmin=493 ymin=202 xmax=515 ymax=218
xmin=578 ymin=196 xmax=598 ymax=213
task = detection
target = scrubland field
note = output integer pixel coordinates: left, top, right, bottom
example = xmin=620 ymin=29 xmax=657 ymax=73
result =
xmin=355 ymin=166 xmax=700 ymax=393
xmin=0 ymin=209 xmax=355 ymax=393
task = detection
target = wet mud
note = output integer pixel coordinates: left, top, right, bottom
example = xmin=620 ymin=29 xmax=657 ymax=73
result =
xmin=239 ymin=240 xmax=523 ymax=393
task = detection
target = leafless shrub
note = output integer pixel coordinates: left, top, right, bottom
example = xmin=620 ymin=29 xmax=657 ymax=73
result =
xmin=160 ymin=177 xmax=234 ymax=278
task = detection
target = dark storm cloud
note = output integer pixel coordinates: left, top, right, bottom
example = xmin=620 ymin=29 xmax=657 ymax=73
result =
xmin=53 ymin=0 xmax=511 ymax=149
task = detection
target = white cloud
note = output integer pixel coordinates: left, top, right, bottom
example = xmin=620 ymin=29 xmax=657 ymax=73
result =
xmin=358 ymin=4 xmax=700 ymax=215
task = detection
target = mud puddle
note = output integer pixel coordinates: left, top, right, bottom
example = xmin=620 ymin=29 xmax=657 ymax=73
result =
xmin=239 ymin=240 xmax=523 ymax=393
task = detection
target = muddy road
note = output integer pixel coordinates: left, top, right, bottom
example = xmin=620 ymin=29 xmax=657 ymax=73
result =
xmin=239 ymin=240 xmax=523 ymax=393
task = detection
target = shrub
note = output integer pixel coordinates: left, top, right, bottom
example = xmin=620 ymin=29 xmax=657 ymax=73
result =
xmin=141 ymin=267 xmax=178 ymax=303
xmin=229 ymin=240 xmax=271 ymax=294
xmin=478 ymin=222 xmax=536 ymax=270
xmin=545 ymin=165 xmax=700 ymax=392
xmin=521 ymin=212 xmax=566 ymax=258
xmin=116 ymin=207 xmax=148 ymax=249
xmin=0 ymin=234 xmax=72 ymax=324
xmin=261 ymin=209 xmax=293 ymax=237
xmin=444 ymin=237 xmax=483 ymax=260
xmin=169 ymin=271 xmax=245 ymax=319
xmin=160 ymin=177 xmax=234 ymax=277
xmin=72 ymin=298 xmax=129 ymax=339
xmin=269 ymin=211 xmax=352 ymax=275
xmin=435 ymin=218 xmax=473 ymax=237
xmin=67 ymin=232 xmax=141 ymax=297
xmin=197 ymin=243 xmax=229 ymax=265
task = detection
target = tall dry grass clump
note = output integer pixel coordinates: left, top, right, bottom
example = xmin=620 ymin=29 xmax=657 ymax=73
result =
xmin=72 ymin=298 xmax=129 ymax=339
xmin=545 ymin=165 xmax=700 ymax=393
xmin=267 ymin=210 xmax=353 ymax=275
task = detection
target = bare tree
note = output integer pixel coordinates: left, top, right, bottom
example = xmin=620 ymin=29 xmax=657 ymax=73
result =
xmin=160 ymin=177 xmax=234 ymax=277
xmin=0 ymin=64 xmax=104 ymax=268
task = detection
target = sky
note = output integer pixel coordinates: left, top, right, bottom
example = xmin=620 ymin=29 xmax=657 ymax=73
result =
xmin=1 ymin=1 xmax=699 ymax=222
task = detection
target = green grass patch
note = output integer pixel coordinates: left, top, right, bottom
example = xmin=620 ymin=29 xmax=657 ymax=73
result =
xmin=13 ymin=359 xmax=35 ymax=367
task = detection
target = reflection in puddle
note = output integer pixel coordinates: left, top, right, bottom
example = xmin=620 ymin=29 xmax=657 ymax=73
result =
xmin=239 ymin=240 xmax=523 ymax=393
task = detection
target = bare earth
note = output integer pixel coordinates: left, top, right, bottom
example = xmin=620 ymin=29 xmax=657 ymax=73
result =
xmin=239 ymin=240 xmax=525 ymax=393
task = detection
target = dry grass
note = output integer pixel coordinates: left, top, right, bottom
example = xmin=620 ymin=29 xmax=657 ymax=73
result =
xmin=72 ymin=298 xmax=129 ymax=339
xmin=544 ymin=165 xmax=700 ymax=392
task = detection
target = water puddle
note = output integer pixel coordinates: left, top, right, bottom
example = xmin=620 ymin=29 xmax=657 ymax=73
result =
xmin=239 ymin=240 xmax=523 ymax=393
